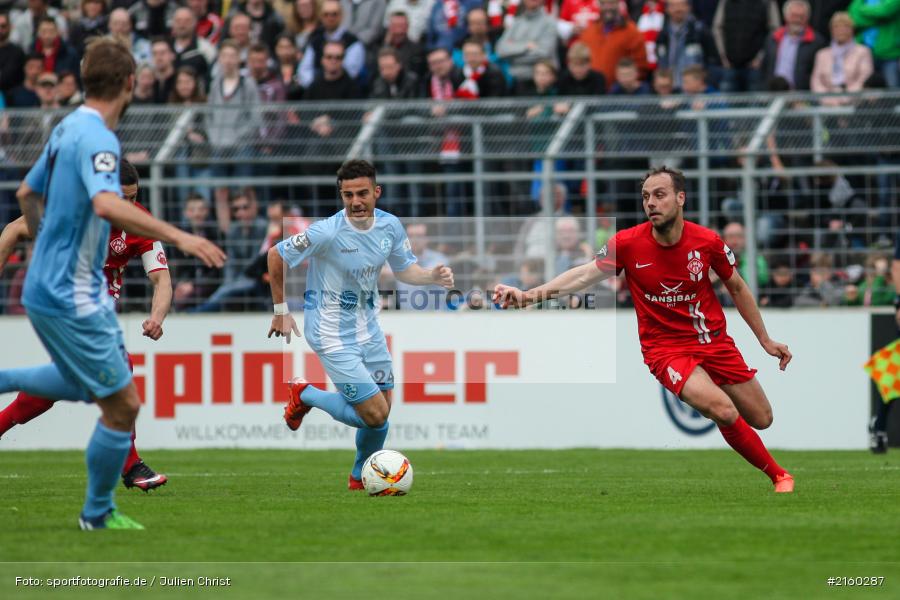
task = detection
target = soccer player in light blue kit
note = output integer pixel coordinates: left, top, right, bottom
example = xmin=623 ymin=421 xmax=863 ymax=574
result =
xmin=0 ymin=38 xmax=225 ymax=529
xmin=268 ymin=160 xmax=454 ymax=490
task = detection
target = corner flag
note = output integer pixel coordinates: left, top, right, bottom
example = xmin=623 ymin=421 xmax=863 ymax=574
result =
xmin=864 ymin=339 xmax=900 ymax=404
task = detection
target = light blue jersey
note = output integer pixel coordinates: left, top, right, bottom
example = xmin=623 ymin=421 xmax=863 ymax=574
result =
xmin=277 ymin=208 xmax=416 ymax=356
xmin=22 ymin=106 xmax=122 ymax=318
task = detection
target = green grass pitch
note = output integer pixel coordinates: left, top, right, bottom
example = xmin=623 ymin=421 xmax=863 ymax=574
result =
xmin=1 ymin=449 xmax=899 ymax=599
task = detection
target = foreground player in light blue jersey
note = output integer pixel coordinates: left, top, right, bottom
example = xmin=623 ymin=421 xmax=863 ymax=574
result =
xmin=267 ymin=160 xmax=454 ymax=490
xmin=0 ymin=38 xmax=225 ymax=529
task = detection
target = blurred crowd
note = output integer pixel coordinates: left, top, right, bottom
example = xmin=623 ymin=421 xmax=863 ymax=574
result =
xmin=0 ymin=0 xmax=898 ymax=312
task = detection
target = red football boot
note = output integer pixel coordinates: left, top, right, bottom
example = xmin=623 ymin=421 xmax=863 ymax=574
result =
xmin=284 ymin=378 xmax=313 ymax=431
xmin=348 ymin=475 xmax=365 ymax=491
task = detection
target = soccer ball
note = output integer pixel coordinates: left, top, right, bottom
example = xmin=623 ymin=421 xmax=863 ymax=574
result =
xmin=361 ymin=450 xmax=413 ymax=496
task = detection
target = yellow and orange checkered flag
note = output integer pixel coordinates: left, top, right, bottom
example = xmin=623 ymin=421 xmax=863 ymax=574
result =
xmin=864 ymin=339 xmax=900 ymax=404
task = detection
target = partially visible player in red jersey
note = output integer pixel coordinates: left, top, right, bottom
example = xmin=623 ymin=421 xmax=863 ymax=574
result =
xmin=494 ymin=166 xmax=794 ymax=492
xmin=0 ymin=159 xmax=172 ymax=491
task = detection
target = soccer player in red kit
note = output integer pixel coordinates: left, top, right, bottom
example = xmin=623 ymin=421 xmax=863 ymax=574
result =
xmin=0 ymin=160 xmax=171 ymax=491
xmin=494 ymin=166 xmax=794 ymax=492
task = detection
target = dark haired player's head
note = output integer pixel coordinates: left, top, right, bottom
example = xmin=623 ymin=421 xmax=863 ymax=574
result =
xmin=120 ymin=158 xmax=140 ymax=203
xmin=641 ymin=166 xmax=686 ymax=234
xmin=336 ymin=160 xmax=381 ymax=226
xmin=81 ymin=37 xmax=136 ymax=123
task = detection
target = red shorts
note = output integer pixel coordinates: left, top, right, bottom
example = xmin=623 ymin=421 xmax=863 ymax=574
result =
xmin=643 ymin=335 xmax=756 ymax=396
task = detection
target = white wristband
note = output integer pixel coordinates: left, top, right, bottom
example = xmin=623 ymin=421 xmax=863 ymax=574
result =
xmin=273 ymin=302 xmax=289 ymax=315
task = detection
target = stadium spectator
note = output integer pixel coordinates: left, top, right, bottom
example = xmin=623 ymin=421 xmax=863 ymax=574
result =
xmin=848 ymin=0 xmax=900 ymax=87
xmin=577 ymin=0 xmax=648 ymax=90
xmin=132 ymin=63 xmax=156 ymax=104
xmin=811 ymin=11 xmax=873 ymax=99
xmin=284 ymin=0 xmax=319 ymax=50
xmin=712 ymin=0 xmax=779 ymax=92
xmin=233 ymin=0 xmax=286 ymax=52
xmin=552 ymin=216 xmax=594 ymax=275
xmin=652 ymin=65 xmax=675 ymax=95
xmin=340 ymin=0 xmax=386 ymax=50
xmin=33 ymin=18 xmax=78 ymax=77
xmin=761 ymin=0 xmax=826 ymax=90
xmin=55 ymin=71 xmax=82 ymax=106
xmin=385 ymin=0 xmax=434 ymax=43
xmin=274 ymin=33 xmax=304 ymax=99
xmin=172 ymin=194 xmax=223 ymax=310
xmin=383 ymin=11 xmax=426 ymax=77
xmin=169 ymin=66 xmax=211 ymax=204
xmin=558 ymin=0 xmax=600 ymax=43
xmin=221 ymin=11 xmax=254 ymax=69
xmin=395 ymin=223 xmax=449 ymax=310
xmin=456 ymin=38 xmax=506 ymax=98
xmin=249 ymin=42 xmax=286 ymax=101
xmin=635 ymin=0 xmax=665 ymax=71
xmin=610 ymin=56 xmax=651 ymax=94
xmin=424 ymin=47 xmax=467 ymax=217
xmin=0 ymin=13 xmax=26 ymax=98
xmin=760 ymin=260 xmax=795 ymax=308
xmin=371 ymin=46 xmax=422 ymax=98
xmin=189 ymin=0 xmax=224 ymax=45
xmin=424 ymin=0 xmax=481 ymax=51
xmin=452 ymin=8 xmax=511 ymax=89
xmin=128 ymin=0 xmax=177 ymax=40
xmin=171 ymin=6 xmax=217 ymax=85
xmin=495 ymin=0 xmax=557 ymax=93
xmin=722 ymin=221 xmax=770 ymax=287
xmin=523 ymin=59 xmax=557 ymax=122
xmin=425 ymin=45 xmax=463 ymax=95
xmin=845 ymin=254 xmax=893 ymax=306
xmin=680 ymin=64 xmax=716 ymax=95
xmin=500 ymin=256 xmax=545 ymax=291
xmin=191 ymin=188 xmax=268 ymax=312
xmin=34 ymin=70 xmax=59 ymax=109
xmin=305 ymin=39 xmax=363 ymax=99
xmin=208 ymin=39 xmax=261 ymax=233
xmin=68 ymin=0 xmax=109 ymax=59
xmin=655 ymin=0 xmax=720 ymax=90
xmin=11 ymin=54 xmax=42 ymax=106
xmin=150 ymin=37 xmax=177 ymax=104
xmin=109 ymin=7 xmax=152 ymax=65
xmin=557 ymin=41 xmax=606 ymax=96
xmin=795 ymin=252 xmax=843 ymax=307
xmin=297 ymin=0 xmax=365 ymax=88
xmin=9 ymin=0 xmax=68 ymax=50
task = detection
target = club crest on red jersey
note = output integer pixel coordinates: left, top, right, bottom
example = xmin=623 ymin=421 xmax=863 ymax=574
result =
xmin=110 ymin=236 xmax=127 ymax=255
xmin=687 ymin=250 xmax=704 ymax=281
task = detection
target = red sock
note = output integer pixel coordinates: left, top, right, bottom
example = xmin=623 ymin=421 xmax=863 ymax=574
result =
xmin=0 ymin=392 xmax=55 ymax=436
xmin=718 ymin=416 xmax=787 ymax=483
xmin=121 ymin=430 xmax=141 ymax=475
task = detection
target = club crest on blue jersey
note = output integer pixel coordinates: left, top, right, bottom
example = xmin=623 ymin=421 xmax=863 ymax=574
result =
xmin=380 ymin=238 xmax=391 ymax=255
xmin=92 ymin=151 xmax=117 ymax=173
xmin=291 ymin=232 xmax=310 ymax=250
xmin=343 ymin=383 xmax=358 ymax=399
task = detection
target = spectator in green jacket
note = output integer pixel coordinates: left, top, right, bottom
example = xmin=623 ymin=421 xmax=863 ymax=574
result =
xmin=849 ymin=0 xmax=900 ymax=87
xmin=845 ymin=254 xmax=895 ymax=306
xmin=723 ymin=221 xmax=770 ymax=287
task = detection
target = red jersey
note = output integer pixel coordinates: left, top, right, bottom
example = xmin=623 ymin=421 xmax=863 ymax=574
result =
xmin=596 ymin=221 xmax=737 ymax=351
xmin=104 ymin=203 xmax=169 ymax=300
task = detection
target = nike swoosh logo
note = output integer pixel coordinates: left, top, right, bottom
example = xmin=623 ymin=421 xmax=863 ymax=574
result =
xmin=635 ymin=263 xmax=653 ymax=269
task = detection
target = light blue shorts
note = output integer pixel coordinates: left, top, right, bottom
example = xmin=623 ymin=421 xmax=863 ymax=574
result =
xmin=27 ymin=306 xmax=133 ymax=400
xmin=314 ymin=333 xmax=394 ymax=405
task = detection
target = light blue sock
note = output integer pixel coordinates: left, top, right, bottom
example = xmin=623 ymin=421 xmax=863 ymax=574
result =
xmin=352 ymin=421 xmax=389 ymax=480
xmin=82 ymin=421 xmax=132 ymax=520
xmin=300 ymin=385 xmax=366 ymax=428
xmin=0 ymin=364 xmax=88 ymax=401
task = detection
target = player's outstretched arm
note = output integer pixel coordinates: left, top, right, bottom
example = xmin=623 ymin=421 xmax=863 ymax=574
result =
xmin=0 ymin=216 xmax=31 ymax=271
xmin=394 ymin=263 xmax=455 ymax=289
xmin=15 ymin=182 xmax=42 ymax=238
xmin=494 ymin=261 xmax=610 ymax=308
xmin=266 ymin=246 xmax=300 ymax=343
xmin=723 ymin=269 xmax=792 ymax=371
xmin=92 ymin=192 xmax=226 ymax=268
xmin=143 ymin=269 xmax=172 ymax=341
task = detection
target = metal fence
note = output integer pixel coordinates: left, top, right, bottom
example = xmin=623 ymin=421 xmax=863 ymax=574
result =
xmin=0 ymin=91 xmax=898 ymax=313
